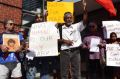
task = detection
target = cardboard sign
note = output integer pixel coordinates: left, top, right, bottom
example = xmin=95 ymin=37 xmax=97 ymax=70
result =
xmin=47 ymin=2 xmax=73 ymax=23
xmin=90 ymin=38 xmax=100 ymax=52
xmin=3 ymin=34 xmax=20 ymax=52
xmin=29 ymin=22 xmax=59 ymax=57
xmin=106 ymin=44 xmax=120 ymax=66
xmin=102 ymin=21 xmax=120 ymax=38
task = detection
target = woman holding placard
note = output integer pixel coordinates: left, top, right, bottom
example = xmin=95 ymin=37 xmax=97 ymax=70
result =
xmin=105 ymin=32 xmax=120 ymax=79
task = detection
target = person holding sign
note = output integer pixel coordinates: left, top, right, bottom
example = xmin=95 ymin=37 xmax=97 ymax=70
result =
xmin=26 ymin=12 xmax=60 ymax=79
xmin=25 ymin=14 xmax=44 ymax=79
xmin=82 ymin=22 xmax=105 ymax=79
xmin=58 ymin=1 xmax=87 ymax=79
xmin=105 ymin=32 xmax=120 ymax=79
xmin=0 ymin=20 xmax=24 ymax=79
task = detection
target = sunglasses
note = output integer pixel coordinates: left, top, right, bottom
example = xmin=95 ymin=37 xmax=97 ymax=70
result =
xmin=8 ymin=23 xmax=14 ymax=26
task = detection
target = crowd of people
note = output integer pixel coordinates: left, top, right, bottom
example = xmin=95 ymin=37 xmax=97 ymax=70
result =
xmin=0 ymin=1 xmax=120 ymax=79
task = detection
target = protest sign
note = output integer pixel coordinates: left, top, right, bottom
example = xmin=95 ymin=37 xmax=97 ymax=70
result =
xmin=90 ymin=38 xmax=100 ymax=52
xmin=29 ymin=22 xmax=59 ymax=57
xmin=3 ymin=34 xmax=20 ymax=52
xmin=106 ymin=44 xmax=120 ymax=66
xmin=102 ymin=21 xmax=120 ymax=38
xmin=47 ymin=2 xmax=73 ymax=23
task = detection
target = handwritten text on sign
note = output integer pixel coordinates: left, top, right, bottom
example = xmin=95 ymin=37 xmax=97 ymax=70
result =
xmin=29 ymin=22 xmax=59 ymax=57
xmin=102 ymin=21 xmax=120 ymax=38
xmin=106 ymin=44 xmax=120 ymax=66
xmin=47 ymin=2 xmax=73 ymax=23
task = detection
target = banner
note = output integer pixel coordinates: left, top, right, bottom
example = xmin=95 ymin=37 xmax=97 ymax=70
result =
xmin=96 ymin=0 xmax=116 ymax=16
xmin=29 ymin=22 xmax=59 ymax=57
xmin=102 ymin=21 xmax=120 ymax=38
xmin=106 ymin=44 xmax=120 ymax=66
xmin=47 ymin=2 xmax=73 ymax=23
xmin=3 ymin=34 xmax=20 ymax=52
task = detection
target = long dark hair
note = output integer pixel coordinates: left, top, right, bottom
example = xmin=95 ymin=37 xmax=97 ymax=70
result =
xmin=110 ymin=32 xmax=117 ymax=39
xmin=109 ymin=32 xmax=118 ymax=43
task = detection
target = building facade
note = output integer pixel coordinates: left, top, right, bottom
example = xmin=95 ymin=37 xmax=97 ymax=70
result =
xmin=0 ymin=0 xmax=22 ymax=27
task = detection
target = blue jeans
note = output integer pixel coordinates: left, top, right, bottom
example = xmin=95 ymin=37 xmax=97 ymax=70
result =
xmin=26 ymin=66 xmax=37 ymax=79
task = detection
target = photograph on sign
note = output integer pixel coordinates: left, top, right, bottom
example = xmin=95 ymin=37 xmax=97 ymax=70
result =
xmin=3 ymin=34 xmax=20 ymax=52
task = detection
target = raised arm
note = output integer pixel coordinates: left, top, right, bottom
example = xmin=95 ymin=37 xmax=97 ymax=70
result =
xmin=82 ymin=0 xmax=88 ymax=25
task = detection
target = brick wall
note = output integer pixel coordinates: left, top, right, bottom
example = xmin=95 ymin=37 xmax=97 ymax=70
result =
xmin=0 ymin=0 xmax=22 ymax=26
xmin=0 ymin=22 xmax=3 ymax=27
xmin=0 ymin=0 xmax=22 ymax=8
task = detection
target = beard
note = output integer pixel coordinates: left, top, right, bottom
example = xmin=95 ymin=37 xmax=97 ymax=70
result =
xmin=66 ymin=21 xmax=73 ymax=26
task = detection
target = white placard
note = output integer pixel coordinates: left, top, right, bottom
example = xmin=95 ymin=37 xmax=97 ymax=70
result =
xmin=106 ymin=44 xmax=120 ymax=66
xmin=102 ymin=21 xmax=120 ymax=39
xmin=90 ymin=38 xmax=100 ymax=52
xmin=29 ymin=22 xmax=59 ymax=57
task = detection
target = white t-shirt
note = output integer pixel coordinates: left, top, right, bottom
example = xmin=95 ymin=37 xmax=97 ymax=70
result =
xmin=61 ymin=21 xmax=85 ymax=50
